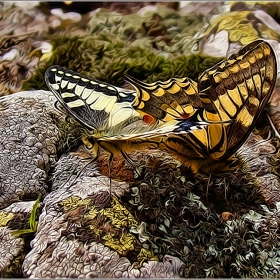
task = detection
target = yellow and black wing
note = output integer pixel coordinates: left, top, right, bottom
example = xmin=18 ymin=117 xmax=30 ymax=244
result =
xmin=126 ymin=40 xmax=277 ymax=162
xmin=45 ymin=65 xmax=138 ymax=132
xmin=45 ymin=65 xmax=208 ymax=158
xmin=124 ymin=75 xmax=203 ymax=123
xmin=196 ymin=39 xmax=277 ymax=160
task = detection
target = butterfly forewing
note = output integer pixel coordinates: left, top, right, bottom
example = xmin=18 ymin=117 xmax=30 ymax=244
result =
xmin=45 ymin=65 xmax=138 ymax=131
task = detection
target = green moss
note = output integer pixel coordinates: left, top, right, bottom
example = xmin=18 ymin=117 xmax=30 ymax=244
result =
xmin=22 ymin=4 xmax=219 ymax=91
xmin=117 ymin=150 xmax=280 ymax=278
xmin=23 ymin=30 xmax=222 ymax=91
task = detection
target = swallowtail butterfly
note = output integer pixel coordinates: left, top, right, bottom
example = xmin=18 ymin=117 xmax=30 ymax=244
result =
xmin=45 ymin=40 xmax=277 ymax=175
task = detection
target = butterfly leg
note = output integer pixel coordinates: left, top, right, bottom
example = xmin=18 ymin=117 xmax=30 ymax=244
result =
xmin=206 ymin=174 xmax=211 ymax=203
xmin=223 ymin=178 xmax=229 ymax=204
xmin=107 ymin=151 xmax=114 ymax=198
xmin=120 ymin=149 xmax=144 ymax=180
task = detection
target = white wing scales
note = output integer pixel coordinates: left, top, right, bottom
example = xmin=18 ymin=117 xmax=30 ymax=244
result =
xmin=45 ymin=65 xmax=139 ymax=131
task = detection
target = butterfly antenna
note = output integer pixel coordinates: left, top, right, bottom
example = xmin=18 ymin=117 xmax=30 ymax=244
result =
xmin=124 ymin=74 xmax=145 ymax=86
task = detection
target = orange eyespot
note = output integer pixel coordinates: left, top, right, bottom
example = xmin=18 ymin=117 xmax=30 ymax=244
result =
xmin=143 ymin=114 xmax=156 ymax=124
xmin=180 ymin=113 xmax=190 ymax=119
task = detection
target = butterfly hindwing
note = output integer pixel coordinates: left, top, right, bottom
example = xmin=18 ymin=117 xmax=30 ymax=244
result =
xmin=45 ymin=65 xmax=138 ymax=131
xmin=125 ymin=75 xmax=203 ymax=123
xmin=197 ymin=40 xmax=277 ymax=159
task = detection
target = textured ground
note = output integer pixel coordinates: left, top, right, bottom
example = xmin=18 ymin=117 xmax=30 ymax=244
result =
xmin=1 ymin=1 xmax=280 ymax=278
xmin=0 ymin=89 xmax=279 ymax=278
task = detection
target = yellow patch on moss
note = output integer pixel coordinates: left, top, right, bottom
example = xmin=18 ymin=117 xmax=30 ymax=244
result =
xmin=84 ymin=207 xmax=99 ymax=220
xmin=82 ymin=197 xmax=160 ymax=262
xmin=84 ymin=196 xmax=140 ymax=256
xmin=0 ymin=211 xmax=14 ymax=226
xmin=206 ymin=8 xmax=280 ymax=45
xmin=214 ymin=11 xmax=251 ymax=30
xmin=229 ymin=24 xmax=259 ymax=45
xmin=59 ymin=196 xmax=92 ymax=212
xmin=84 ymin=197 xmax=138 ymax=229
xmin=101 ymin=196 xmax=138 ymax=229
xmin=103 ymin=232 xmax=137 ymax=255
xmin=133 ymin=248 xmax=159 ymax=269
xmin=88 ymin=224 xmax=102 ymax=237
xmin=258 ymin=24 xmax=280 ymax=41
xmin=206 ymin=11 xmax=259 ymax=45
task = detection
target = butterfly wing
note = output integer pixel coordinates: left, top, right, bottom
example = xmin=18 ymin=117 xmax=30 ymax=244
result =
xmin=125 ymin=40 xmax=277 ymax=163
xmin=124 ymin=74 xmax=227 ymax=160
xmin=125 ymin=75 xmax=203 ymax=123
xmin=45 ymin=65 xmax=138 ymax=132
xmin=45 ymin=40 xmax=276 ymax=174
xmin=197 ymin=39 xmax=277 ymax=160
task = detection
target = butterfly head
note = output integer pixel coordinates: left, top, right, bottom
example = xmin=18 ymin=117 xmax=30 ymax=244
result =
xmin=81 ymin=135 xmax=95 ymax=149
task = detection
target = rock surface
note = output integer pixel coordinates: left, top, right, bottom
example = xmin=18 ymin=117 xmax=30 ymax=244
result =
xmin=0 ymin=90 xmax=186 ymax=278
xmin=0 ymin=89 xmax=279 ymax=278
xmin=0 ymin=91 xmax=61 ymax=209
xmin=1 ymin=1 xmax=280 ymax=278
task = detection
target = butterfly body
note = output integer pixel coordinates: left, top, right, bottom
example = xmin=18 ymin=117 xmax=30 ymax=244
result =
xmin=45 ymin=40 xmax=277 ymax=175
